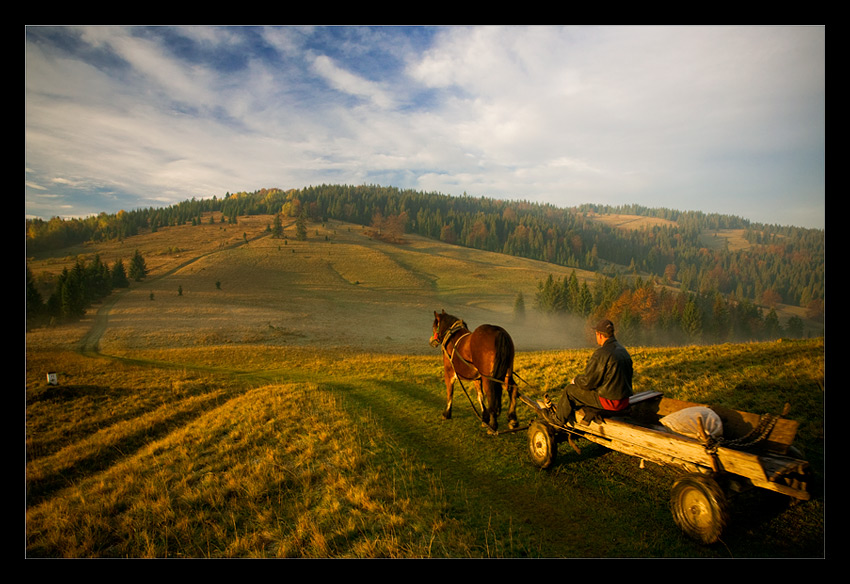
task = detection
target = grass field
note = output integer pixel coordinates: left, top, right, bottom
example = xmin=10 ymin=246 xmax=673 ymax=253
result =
xmin=25 ymin=214 xmax=825 ymax=558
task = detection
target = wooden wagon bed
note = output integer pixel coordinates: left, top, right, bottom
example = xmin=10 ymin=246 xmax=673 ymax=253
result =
xmin=520 ymin=390 xmax=812 ymax=543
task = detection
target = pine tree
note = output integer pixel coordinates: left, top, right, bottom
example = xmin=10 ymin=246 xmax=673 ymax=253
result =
xmin=129 ymin=250 xmax=147 ymax=281
xmin=786 ymin=315 xmax=805 ymax=338
xmin=272 ymin=213 xmax=284 ymax=238
xmin=513 ymin=292 xmax=526 ymax=322
xmin=26 ymin=266 xmax=44 ymax=323
xmin=764 ymin=309 xmax=782 ymax=339
xmin=53 ymin=267 xmax=85 ymax=320
xmin=681 ymin=296 xmax=703 ymax=341
xmin=86 ymin=254 xmax=112 ymax=300
xmin=295 ymin=211 xmax=307 ymax=241
xmin=111 ymin=258 xmax=130 ymax=288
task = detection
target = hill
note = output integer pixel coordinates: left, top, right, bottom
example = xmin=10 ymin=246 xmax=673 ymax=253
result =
xmin=26 ymin=212 xmax=601 ymax=354
xmin=27 ymin=185 xmax=825 ymax=315
xmin=25 ymin=211 xmax=825 ymax=558
xmin=27 ymin=203 xmax=824 ymax=348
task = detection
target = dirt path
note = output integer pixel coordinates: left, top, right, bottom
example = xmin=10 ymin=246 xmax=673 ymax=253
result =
xmin=77 ymin=233 xmax=267 ymax=357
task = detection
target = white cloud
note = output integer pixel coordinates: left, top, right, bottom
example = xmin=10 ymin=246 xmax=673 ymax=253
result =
xmin=24 ymin=25 xmax=825 ymax=228
xmin=311 ymin=54 xmax=396 ymax=109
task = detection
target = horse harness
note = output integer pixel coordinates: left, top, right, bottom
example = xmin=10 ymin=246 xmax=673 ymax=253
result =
xmin=436 ymin=319 xmax=481 ymax=381
xmin=436 ymin=319 xmax=508 ymax=386
xmin=433 ymin=317 xmax=529 ymax=435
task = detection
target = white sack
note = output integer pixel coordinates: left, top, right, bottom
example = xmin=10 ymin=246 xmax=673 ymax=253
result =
xmin=660 ymin=406 xmax=723 ymax=440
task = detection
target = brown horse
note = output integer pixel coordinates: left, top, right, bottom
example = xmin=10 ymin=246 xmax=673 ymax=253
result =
xmin=430 ymin=310 xmax=519 ymax=432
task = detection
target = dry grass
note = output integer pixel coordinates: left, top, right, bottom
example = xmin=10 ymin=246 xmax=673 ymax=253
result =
xmin=25 ymin=347 xmax=469 ymax=558
xmin=26 ymin=337 xmax=824 ymax=558
xmin=586 ymin=212 xmax=678 ymax=232
xmin=26 ymin=215 xmax=825 ymax=558
xmin=697 ymin=228 xmax=754 ymax=252
xmin=34 ymin=216 xmax=596 ymax=356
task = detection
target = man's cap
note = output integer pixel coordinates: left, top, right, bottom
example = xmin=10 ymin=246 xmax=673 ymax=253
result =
xmin=593 ymin=319 xmax=615 ymax=335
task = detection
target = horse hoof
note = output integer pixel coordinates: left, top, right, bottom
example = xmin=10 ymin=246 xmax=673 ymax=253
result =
xmin=442 ymin=412 xmax=452 ymax=420
xmin=509 ymin=419 xmax=519 ymax=429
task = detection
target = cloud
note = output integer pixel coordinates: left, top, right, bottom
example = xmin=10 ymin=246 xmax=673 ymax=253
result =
xmin=311 ymin=54 xmax=396 ymax=109
xmin=25 ymin=25 xmax=824 ymax=228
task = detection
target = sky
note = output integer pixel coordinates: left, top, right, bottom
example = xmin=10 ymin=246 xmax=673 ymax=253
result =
xmin=25 ymin=25 xmax=825 ymax=229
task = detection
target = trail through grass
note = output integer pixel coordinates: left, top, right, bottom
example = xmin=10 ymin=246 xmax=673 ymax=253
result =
xmin=26 ymin=338 xmax=824 ymax=558
xmin=26 ymin=215 xmax=824 ymax=558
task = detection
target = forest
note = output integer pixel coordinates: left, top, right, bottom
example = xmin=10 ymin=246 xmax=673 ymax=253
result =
xmin=26 ymin=184 xmax=824 ymax=340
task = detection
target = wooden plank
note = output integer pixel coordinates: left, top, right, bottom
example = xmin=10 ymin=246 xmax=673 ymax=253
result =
xmin=522 ymin=391 xmax=808 ymax=495
xmin=579 ymin=417 xmax=716 ymax=469
xmin=577 ymin=416 xmax=810 ymax=498
xmin=642 ymin=397 xmax=799 ymax=453
xmin=714 ymin=446 xmax=767 ymax=481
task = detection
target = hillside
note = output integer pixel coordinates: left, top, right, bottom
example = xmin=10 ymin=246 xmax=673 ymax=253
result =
xmin=25 ymin=212 xmax=825 ymax=558
xmin=27 ymin=202 xmax=824 ymax=350
xmin=26 ymin=185 xmax=825 ymax=316
xmin=27 ymin=212 xmax=600 ymax=355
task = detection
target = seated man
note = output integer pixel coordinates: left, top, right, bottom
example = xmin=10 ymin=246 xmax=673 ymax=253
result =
xmin=546 ymin=319 xmax=633 ymax=425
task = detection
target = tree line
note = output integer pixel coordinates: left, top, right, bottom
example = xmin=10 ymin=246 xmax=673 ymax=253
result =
xmin=534 ymin=269 xmax=816 ymax=345
xmin=26 ymin=185 xmax=824 ymax=313
xmin=27 ymin=250 xmax=147 ymax=326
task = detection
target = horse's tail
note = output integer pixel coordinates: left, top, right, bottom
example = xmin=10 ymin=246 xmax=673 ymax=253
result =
xmin=491 ymin=329 xmax=516 ymax=414
xmin=492 ymin=327 xmax=515 ymax=379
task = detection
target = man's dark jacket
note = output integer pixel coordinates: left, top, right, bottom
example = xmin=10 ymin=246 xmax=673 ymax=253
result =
xmin=573 ymin=336 xmax=634 ymax=402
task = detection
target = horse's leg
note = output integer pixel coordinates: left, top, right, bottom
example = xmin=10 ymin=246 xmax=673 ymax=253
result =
xmin=474 ymin=379 xmax=491 ymax=429
xmin=442 ymin=370 xmax=455 ymax=420
xmin=505 ymin=369 xmax=519 ymax=429
xmin=480 ymin=378 xmax=499 ymax=432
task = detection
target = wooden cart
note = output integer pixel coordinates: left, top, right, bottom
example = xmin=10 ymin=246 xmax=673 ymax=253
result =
xmin=521 ymin=390 xmax=812 ymax=544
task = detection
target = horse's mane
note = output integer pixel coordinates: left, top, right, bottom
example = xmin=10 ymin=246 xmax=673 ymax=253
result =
xmin=438 ymin=312 xmax=466 ymax=337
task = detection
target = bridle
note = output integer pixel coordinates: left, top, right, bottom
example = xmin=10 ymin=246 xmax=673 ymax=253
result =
xmin=430 ymin=317 xmax=466 ymax=349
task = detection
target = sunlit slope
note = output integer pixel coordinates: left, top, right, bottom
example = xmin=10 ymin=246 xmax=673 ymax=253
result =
xmin=94 ymin=217 xmax=594 ymax=355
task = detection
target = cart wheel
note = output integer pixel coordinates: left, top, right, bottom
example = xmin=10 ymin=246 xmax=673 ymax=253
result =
xmin=528 ymin=420 xmax=557 ymax=469
xmin=670 ymin=473 xmax=729 ymax=544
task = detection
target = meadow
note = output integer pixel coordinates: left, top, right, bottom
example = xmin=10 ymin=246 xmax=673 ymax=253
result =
xmin=25 ymin=215 xmax=825 ymax=558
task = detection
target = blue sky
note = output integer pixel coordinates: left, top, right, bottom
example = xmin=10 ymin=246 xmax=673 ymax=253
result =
xmin=25 ymin=25 xmax=825 ymax=229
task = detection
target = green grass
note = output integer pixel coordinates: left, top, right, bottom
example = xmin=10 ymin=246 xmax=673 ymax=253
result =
xmin=26 ymin=338 xmax=824 ymax=558
xmin=26 ymin=214 xmax=825 ymax=557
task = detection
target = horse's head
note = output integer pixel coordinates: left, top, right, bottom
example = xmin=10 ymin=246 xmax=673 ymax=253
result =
xmin=431 ymin=310 xmax=463 ymax=348
xmin=430 ymin=310 xmax=445 ymax=347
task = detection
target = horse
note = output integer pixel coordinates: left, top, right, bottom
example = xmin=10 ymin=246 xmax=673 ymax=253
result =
xmin=430 ymin=310 xmax=519 ymax=432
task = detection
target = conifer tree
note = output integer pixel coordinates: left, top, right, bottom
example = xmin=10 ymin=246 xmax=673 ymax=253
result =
xmin=86 ymin=254 xmax=112 ymax=300
xmin=681 ymin=296 xmax=703 ymax=340
xmin=111 ymin=258 xmax=130 ymax=288
xmin=53 ymin=266 xmax=85 ymax=320
xmin=129 ymin=250 xmax=147 ymax=281
xmin=295 ymin=211 xmax=307 ymax=241
xmin=513 ymin=292 xmax=526 ymax=322
xmin=26 ymin=266 xmax=44 ymax=323
xmin=272 ymin=213 xmax=283 ymax=238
